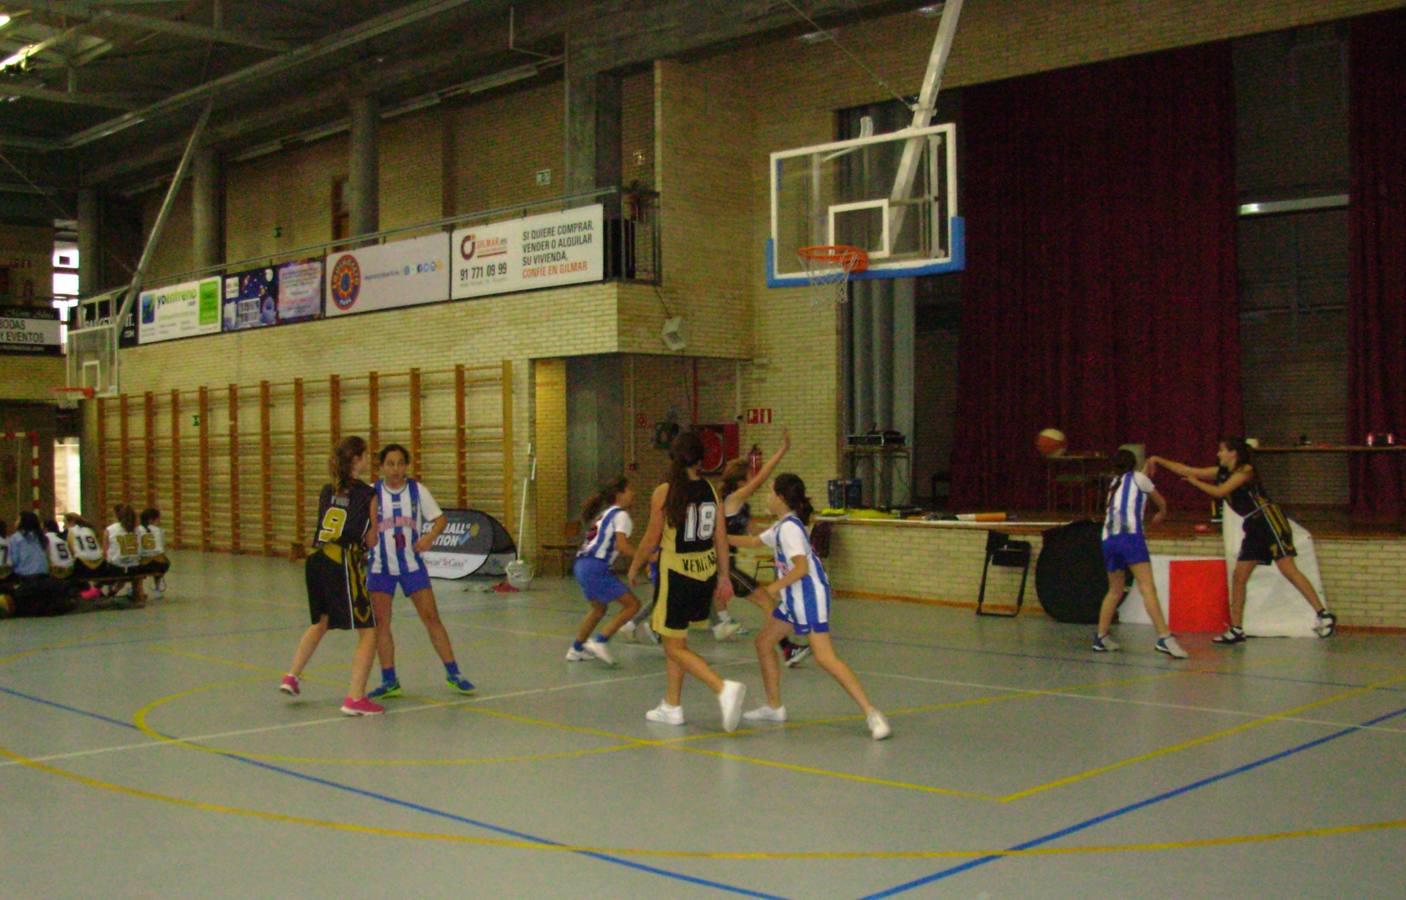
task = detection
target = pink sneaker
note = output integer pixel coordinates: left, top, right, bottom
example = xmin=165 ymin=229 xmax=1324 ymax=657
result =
xmin=340 ymin=696 xmax=385 ymax=716
xmin=80 ymin=587 xmax=101 ymax=601
xmin=278 ymin=675 xmax=300 ymax=696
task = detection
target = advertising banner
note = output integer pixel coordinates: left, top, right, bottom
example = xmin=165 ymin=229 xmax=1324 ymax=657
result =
xmin=222 ymin=266 xmax=279 ymax=331
xmin=422 ymin=508 xmax=518 ymax=579
xmin=451 ymin=204 xmax=604 ymax=300
xmin=0 ymin=305 xmax=62 ymax=355
xmin=324 ymin=233 xmax=450 ymax=318
xmin=138 ymin=277 xmax=222 ymax=344
xmin=73 ymin=295 xmax=137 ymax=346
xmin=276 ymin=258 xmax=323 ymax=322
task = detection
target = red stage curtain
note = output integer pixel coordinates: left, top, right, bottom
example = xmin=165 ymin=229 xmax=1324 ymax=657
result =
xmin=1348 ymin=9 xmax=1406 ymax=519
xmin=951 ymin=43 xmax=1240 ymax=511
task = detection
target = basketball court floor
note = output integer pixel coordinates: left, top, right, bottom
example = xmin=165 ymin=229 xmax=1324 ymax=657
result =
xmin=3 ymin=551 xmax=1404 ymax=897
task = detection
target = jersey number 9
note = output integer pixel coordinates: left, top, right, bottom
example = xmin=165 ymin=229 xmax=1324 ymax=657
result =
xmin=317 ymin=507 xmax=347 ymax=543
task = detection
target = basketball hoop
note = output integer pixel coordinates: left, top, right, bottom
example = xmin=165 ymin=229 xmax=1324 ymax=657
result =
xmin=796 ymin=245 xmax=868 ymax=308
xmin=53 ymin=386 xmax=95 ymax=410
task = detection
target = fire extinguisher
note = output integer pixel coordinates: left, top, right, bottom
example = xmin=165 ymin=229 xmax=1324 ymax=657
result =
xmin=747 ymin=444 xmax=763 ymax=479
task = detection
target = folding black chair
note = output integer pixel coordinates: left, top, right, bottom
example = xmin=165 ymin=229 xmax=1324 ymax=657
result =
xmin=976 ymin=529 xmax=1032 ymax=617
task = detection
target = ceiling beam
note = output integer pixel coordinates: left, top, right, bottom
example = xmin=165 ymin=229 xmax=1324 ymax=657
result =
xmin=61 ymin=0 xmax=518 ymax=149
xmin=17 ymin=1 xmax=294 ymax=53
xmin=0 ymin=81 xmax=141 ymax=109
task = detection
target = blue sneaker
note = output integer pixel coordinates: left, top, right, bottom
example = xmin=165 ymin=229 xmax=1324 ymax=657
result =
xmin=446 ymin=674 xmax=477 ymax=695
xmin=367 ymin=680 xmax=402 ymax=700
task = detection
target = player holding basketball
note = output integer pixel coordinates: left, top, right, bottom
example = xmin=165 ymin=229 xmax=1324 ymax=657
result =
xmin=279 ymin=436 xmax=384 ymax=716
xmin=364 ymin=443 xmax=476 ymax=699
xmin=1150 ymin=438 xmax=1335 ymax=643
xmin=1092 ymin=449 xmax=1187 ymax=658
xmin=728 ymin=474 xmax=891 ymax=739
xmin=627 ymin=432 xmax=746 ymax=731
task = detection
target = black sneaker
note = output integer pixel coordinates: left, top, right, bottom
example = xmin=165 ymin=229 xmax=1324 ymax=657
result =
xmin=1212 ymin=626 xmax=1246 ymax=645
xmin=1314 ymin=610 xmax=1337 ymax=638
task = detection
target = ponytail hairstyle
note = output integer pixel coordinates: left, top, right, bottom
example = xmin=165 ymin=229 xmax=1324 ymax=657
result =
xmin=118 ymin=504 xmax=137 ymax=533
xmin=582 ymin=475 xmax=630 ymax=524
xmin=1221 ymin=436 xmax=1253 ymax=471
xmin=1110 ymin=448 xmax=1137 ymax=475
xmin=772 ymin=473 xmax=815 ymax=525
xmin=664 ymin=431 xmax=705 ymax=528
xmin=64 ymin=511 xmax=92 ymax=530
xmin=330 ymin=435 xmax=368 ymax=494
xmin=140 ymin=508 xmax=160 ymax=527
xmin=719 ymin=458 xmax=749 ymax=497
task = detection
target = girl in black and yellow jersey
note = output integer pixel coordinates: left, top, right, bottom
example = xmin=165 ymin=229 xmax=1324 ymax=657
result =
xmin=1151 ymin=438 xmax=1335 ymax=644
xmin=628 ymin=432 xmax=747 ymax=732
xmin=278 ymin=436 xmax=385 ymax=716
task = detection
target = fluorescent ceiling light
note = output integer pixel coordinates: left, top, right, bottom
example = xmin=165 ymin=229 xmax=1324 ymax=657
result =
xmin=797 ymin=29 xmax=836 ymax=44
xmin=915 ymin=4 xmax=945 ymax=17
xmin=0 ymin=14 xmax=12 ymax=28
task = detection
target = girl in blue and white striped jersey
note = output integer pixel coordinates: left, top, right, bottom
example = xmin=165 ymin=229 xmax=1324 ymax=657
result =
xmin=728 ymin=474 xmax=890 ymax=740
xmin=1093 ymin=449 xmax=1186 ymax=658
xmin=567 ymin=476 xmax=641 ymax=666
xmin=365 ymin=444 xmax=475 ymax=699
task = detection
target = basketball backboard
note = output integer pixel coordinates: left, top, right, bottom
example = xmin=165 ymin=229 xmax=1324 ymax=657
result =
xmin=767 ymin=123 xmax=963 ymax=287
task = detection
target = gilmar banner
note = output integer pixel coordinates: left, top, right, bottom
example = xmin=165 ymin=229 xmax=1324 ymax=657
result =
xmin=451 ymin=204 xmax=604 ymax=300
xmin=324 ymin=233 xmax=450 ymax=318
xmin=138 ymin=278 xmax=222 ymax=344
xmin=0 ymin=305 xmax=62 ymax=355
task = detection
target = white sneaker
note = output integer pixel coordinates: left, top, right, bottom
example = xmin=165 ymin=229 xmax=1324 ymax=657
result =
xmin=638 ymin=621 xmax=659 ymax=645
xmin=645 ymin=701 xmax=684 ymax=725
xmin=617 ymin=621 xmax=636 ymax=641
xmin=717 ymin=680 xmax=746 ymax=733
xmin=565 ymin=645 xmax=594 ymax=661
xmin=867 ymin=710 xmax=892 ymax=741
xmin=1155 ymin=636 xmax=1189 ymax=659
xmin=586 ymin=637 xmax=616 ymax=666
xmin=712 ymin=620 xmax=742 ymax=641
xmin=742 ymin=705 xmax=787 ymax=723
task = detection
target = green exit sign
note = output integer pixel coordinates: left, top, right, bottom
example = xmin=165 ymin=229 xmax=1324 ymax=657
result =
xmin=190 ymin=414 xmax=201 ymax=427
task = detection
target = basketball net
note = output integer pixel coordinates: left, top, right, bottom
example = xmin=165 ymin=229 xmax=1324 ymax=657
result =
xmin=796 ymin=245 xmax=868 ymax=308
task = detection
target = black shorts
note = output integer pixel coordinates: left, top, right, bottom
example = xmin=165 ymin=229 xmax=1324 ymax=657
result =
xmin=140 ymin=556 xmax=171 ymax=576
xmin=305 ymin=545 xmax=374 ymax=630
xmin=1239 ymin=506 xmax=1296 ymax=565
xmin=652 ymin=568 xmax=716 ymax=637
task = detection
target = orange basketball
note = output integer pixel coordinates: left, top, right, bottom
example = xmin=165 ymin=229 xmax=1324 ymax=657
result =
xmin=1036 ymin=428 xmax=1067 ymax=457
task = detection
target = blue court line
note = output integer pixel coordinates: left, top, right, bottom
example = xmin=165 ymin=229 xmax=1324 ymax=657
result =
xmin=0 ymin=683 xmax=784 ymax=899
xmin=839 ymin=632 xmax=1406 ymax=693
xmin=859 ymin=702 xmax=1406 ymax=898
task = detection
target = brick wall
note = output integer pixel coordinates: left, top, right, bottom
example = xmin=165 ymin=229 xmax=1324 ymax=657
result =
xmin=0 ymin=355 xmax=65 ymax=401
xmin=824 ymin=519 xmax=1406 ymax=628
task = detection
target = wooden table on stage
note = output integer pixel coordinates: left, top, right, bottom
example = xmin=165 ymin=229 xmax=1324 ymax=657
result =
xmin=1044 ymin=452 xmax=1106 ymax=516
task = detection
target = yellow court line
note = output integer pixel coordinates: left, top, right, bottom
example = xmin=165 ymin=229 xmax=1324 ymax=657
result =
xmin=3 ymin=741 xmax=1404 ymax=861
xmin=1001 ymin=671 xmax=1406 ymax=802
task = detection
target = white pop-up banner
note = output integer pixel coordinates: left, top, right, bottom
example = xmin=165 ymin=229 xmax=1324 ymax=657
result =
xmin=138 ymin=277 xmax=222 ymax=344
xmin=324 ymin=233 xmax=450 ymax=318
xmin=451 ymin=204 xmax=604 ymax=300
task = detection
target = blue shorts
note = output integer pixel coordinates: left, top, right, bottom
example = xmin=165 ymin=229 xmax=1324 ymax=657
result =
xmin=367 ymin=566 xmax=432 ymax=597
xmin=1102 ymin=533 xmax=1150 ymax=572
xmin=574 ymin=556 xmax=631 ymax=604
xmin=771 ymin=585 xmax=831 ymax=635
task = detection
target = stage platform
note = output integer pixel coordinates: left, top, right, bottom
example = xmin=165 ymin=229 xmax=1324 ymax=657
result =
xmin=817 ymin=507 xmax=1406 ymax=632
